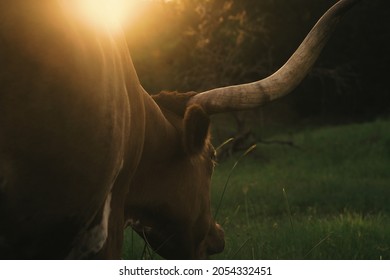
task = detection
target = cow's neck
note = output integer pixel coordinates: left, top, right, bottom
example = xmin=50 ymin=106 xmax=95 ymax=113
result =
xmin=124 ymin=88 xmax=179 ymax=223
xmin=139 ymin=90 xmax=179 ymax=164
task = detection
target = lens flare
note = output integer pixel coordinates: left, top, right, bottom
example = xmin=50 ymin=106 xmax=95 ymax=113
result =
xmin=68 ymin=0 xmax=146 ymax=32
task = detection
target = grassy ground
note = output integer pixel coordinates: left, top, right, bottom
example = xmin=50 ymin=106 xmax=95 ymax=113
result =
xmin=123 ymin=118 xmax=390 ymax=259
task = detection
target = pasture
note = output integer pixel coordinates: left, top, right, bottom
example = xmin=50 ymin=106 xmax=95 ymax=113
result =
xmin=123 ymin=118 xmax=390 ymax=259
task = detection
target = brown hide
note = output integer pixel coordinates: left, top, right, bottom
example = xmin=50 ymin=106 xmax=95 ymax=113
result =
xmin=0 ymin=0 xmax=146 ymax=259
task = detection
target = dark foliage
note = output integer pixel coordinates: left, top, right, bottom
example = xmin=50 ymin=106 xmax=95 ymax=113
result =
xmin=127 ymin=0 xmax=390 ymax=122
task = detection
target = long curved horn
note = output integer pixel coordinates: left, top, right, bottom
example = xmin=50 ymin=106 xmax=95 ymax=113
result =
xmin=188 ymin=0 xmax=361 ymax=114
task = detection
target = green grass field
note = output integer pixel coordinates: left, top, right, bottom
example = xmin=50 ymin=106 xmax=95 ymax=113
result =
xmin=123 ymin=118 xmax=390 ymax=259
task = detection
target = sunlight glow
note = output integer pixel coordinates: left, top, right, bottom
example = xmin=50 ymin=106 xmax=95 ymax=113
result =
xmin=80 ymin=0 xmax=127 ymax=28
xmin=71 ymin=0 xmax=149 ymax=32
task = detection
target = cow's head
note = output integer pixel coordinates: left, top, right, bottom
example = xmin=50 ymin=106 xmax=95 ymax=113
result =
xmin=126 ymin=91 xmax=224 ymax=259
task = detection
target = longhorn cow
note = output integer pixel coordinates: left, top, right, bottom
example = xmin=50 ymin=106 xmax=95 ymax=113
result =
xmin=0 ymin=0 xmax=361 ymax=259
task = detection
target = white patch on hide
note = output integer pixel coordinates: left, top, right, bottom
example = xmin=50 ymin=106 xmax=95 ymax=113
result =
xmin=67 ymin=158 xmax=123 ymax=259
xmin=88 ymin=191 xmax=112 ymax=253
xmin=66 ymin=192 xmax=112 ymax=259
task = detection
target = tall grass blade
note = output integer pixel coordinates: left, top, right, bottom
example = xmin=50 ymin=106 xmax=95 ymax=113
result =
xmin=215 ymin=138 xmax=234 ymax=153
xmin=304 ymin=232 xmax=333 ymax=259
xmin=131 ymin=229 xmax=134 ymax=258
xmin=141 ymin=242 xmax=148 ymax=260
xmin=141 ymin=230 xmax=155 ymax=260
xmin=283 ymin=188 xmax=294 ymax=233
xmin=245 ymin=192 xmax=250 ymax=226
xmin=232 ymin=238 xmax=251 ymax=259
xmin=214 ymin=144 xmax=257 ymax=220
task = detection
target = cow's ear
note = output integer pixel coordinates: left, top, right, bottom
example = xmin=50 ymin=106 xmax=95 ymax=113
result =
xmin=183 ymin=104 xmax=210 ymax=155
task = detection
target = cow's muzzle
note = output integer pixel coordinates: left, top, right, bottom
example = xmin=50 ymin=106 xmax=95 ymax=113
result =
xmin=206 ymin=223 xmax=225 ymax=255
